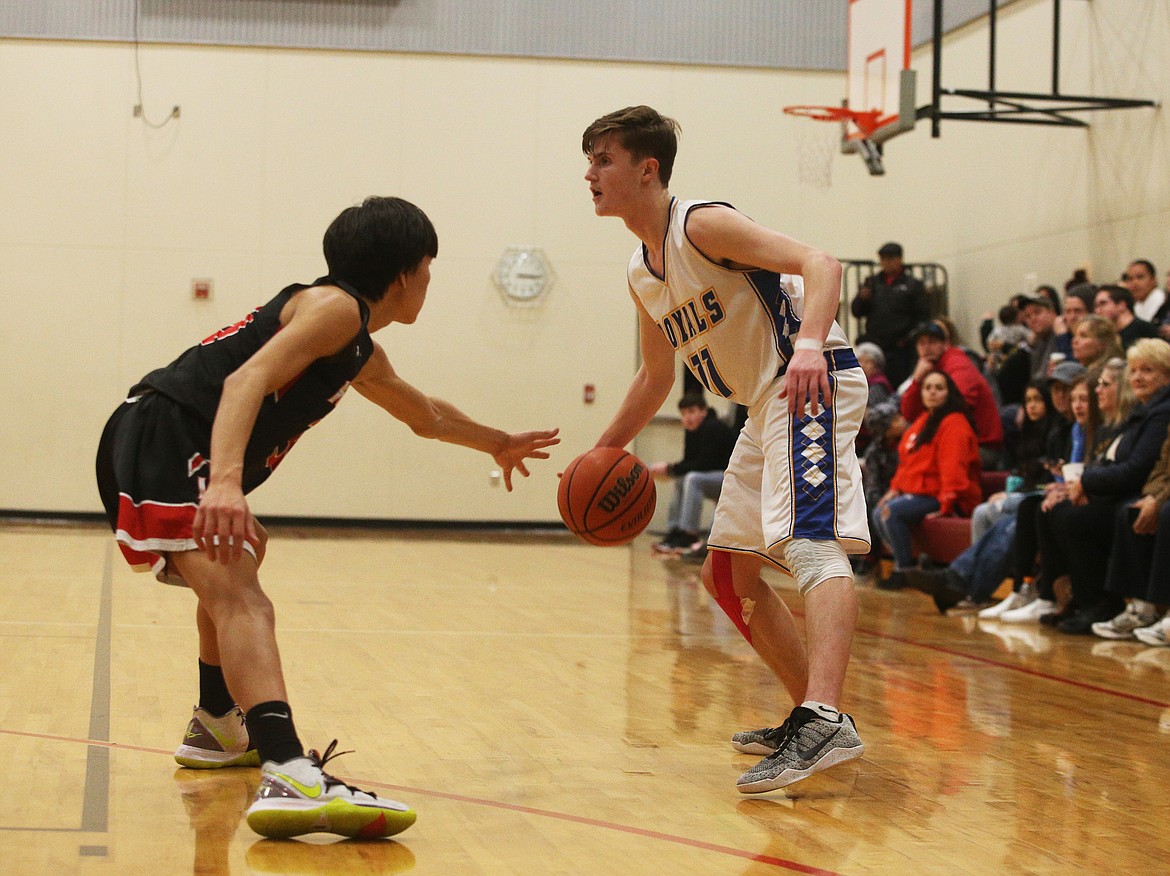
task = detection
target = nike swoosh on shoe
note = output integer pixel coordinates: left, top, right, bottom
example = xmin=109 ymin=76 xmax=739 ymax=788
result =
xmin=795 ymin=727 xmax=840 ymax=761
xmin=275 ymin=773 xmax=323 ymax=799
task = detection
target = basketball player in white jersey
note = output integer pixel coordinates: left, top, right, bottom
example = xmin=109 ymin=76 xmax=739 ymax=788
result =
xmin=582 ymin=106 xmax=869 ymax=792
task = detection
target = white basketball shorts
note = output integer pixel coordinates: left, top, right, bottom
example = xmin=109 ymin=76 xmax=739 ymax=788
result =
xmin=707 ymin=364 xmax=870 ymax=573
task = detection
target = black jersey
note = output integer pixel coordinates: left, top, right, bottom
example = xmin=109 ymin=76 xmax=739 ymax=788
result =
xmin=131 ymin=276 xmax=374 ymax=493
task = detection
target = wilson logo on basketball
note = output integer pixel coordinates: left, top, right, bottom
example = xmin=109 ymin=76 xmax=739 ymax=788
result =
xmin=620 ymin=497 xmax=654 ymax=531
xmin=597 ymin=463 xmax=646 ymax=513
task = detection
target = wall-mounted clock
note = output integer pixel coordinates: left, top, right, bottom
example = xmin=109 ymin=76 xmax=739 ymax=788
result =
xmin=494 ymin=246 xmax=554 ymax=306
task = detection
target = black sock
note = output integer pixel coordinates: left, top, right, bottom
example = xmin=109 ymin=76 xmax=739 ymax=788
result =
xmin=245 ymin=701 xmax=304 ymax=765
xmin=197 ymin=660 xmax=235 ymax=717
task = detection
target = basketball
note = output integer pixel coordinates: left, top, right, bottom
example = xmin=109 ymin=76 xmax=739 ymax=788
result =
xmin=557 ymin=447 xmax=656 ymax=546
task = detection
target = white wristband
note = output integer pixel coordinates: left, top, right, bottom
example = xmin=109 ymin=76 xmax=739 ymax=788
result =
xmin=793 ymin=338 xmax=822 ymax=352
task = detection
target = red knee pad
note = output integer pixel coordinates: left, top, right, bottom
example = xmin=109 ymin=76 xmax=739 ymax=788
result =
xmin=710 ymin=550 xmax=753 ymax=644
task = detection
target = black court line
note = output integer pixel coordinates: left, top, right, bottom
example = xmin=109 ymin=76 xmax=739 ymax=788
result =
xmin=81 ymin=543 xmax=113 ymax=838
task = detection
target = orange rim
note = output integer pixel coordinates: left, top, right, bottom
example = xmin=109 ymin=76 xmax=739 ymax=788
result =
xmin=783 ymin=105 xmax=882 ymax=138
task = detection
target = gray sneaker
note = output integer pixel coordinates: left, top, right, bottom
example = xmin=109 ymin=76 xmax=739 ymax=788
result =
xmin=731 ymin=706 xmax=848 ymax=755
xmin=1134 ymin=614 xmax=1170 ymax=647
xmin=731 ymin=725 xmax=786 ymax=755
xmin=1091 ymin=601 xmax=1159 ymax=640
xmin=736 ymin=707 xmax=864 ymax=794
xmin=978 ymin=583 xmax=1037 ymax=619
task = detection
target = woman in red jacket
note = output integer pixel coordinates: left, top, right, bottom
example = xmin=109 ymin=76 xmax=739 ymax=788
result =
xmin=872 ymin=369 xmax=983 ymax=583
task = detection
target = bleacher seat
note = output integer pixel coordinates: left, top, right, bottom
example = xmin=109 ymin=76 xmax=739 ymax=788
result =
xmin=909 ymin=471 xmax=1010 ymax=565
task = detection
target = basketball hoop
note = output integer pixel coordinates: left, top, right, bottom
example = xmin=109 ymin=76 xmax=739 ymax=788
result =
xmin=784 ymin=0 xmax=910 ymax=180
xmin=782 ymin=105 xmax=884 ymax=140
xmin=784 ymin=105 xmax=887 ymax=179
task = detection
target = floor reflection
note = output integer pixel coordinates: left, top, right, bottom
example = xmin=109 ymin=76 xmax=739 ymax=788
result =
xmin=173 ymin=766 xmax=417 ymax=874
xmin=733 ymin=786 xmax=864 ymax=875
xmin=173 ymin=767 xmax=259 ymax=876
xmin=625 ymin=557 xmax=780 ymax=747
xmin=245 ymin=837 xmax=416 ymax=874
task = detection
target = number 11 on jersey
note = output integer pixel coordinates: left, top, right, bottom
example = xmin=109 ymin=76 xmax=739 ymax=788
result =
xmin=687 ymin=346 xmax=733 ymax=398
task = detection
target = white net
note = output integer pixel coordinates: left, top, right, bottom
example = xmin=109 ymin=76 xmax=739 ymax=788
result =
xmin=794 ymin=119 xmax=841 ymax=190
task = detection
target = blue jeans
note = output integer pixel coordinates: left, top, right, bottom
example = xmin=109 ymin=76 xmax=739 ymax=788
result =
xmin=872 ymin=493 xmax=940 ymax=570
xmin=952 ymin=512 xmax=1017 ymax=601
xmin=970 ymin=491 xmax=1027 ymax=543
xmin=666 ymin=470 xmax=724 ymax=535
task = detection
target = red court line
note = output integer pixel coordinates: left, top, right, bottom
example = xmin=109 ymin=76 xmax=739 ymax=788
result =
xmin=785 ymin=604 xmax=1170 ymax=710
xmin=0 ymin=728 xmax=171 ymax=755
xmin=357 ymin=780 xmax=843 ymax=876
xmin=853 ymin=624 xmax=1170 ymax=709
xmin=0 ymin=728 xmax=842 ymax=875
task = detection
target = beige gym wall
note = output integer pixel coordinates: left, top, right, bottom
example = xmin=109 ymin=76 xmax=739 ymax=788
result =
xmin=0 ymin=0 xmax=1164 ymax=521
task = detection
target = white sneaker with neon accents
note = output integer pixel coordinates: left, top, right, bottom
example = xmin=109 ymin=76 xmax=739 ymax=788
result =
xmin=174 ymin=706 xmax=260 ymax=769
xmin=245 ymin=741 xmax=416 ymax=839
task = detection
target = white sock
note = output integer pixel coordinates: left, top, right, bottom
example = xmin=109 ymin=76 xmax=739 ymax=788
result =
xmin=801 ymin=700 xmax=840 ymax=721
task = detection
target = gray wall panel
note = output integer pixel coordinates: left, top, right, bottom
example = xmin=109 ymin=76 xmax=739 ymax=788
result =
xmin=0 ymin=1 xmax=1019 ymax=71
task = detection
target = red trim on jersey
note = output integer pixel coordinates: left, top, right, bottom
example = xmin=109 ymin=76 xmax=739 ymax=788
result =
xmin=273 ymin=370 xmax=305 ymax=402
xmin=201 ymin=310 xmax=259 ymax=346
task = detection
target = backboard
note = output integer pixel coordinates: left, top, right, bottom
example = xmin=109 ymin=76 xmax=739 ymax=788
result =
xmin=846 ymin=0 xmax=916 ymax=147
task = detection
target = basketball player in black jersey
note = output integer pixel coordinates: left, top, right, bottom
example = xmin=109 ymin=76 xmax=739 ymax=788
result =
xmin=96 ymin=196 xmax=559 ymax=839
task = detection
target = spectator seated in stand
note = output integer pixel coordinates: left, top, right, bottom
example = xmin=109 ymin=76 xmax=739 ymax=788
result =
xmin=905 ymin=378 xmax=1064 ymax=613
xmin=982 ymin=303 xmax=1032 ymax=407
xmin=997 ymin=368 xmax=1105 ymax=623
xmin=1093 ymin=422 xmax=1170 ymax=644
xmin=650 ymin=393 xmax=738 ymax=560
xmin=857 ymin=399 xmax=906 ymax=578
xmin=1121 ymin=259 xmax=1166 ymax=326
xmin=1070 ymin=314 xmax=1123 ymax=372
xmin=1019 ymin=291 xmax=1061 ymax=383
xmin=855 ymin=342 xmax=895 ymax=456
xmin=1095 ymin=284 xmax=1160 ymax=350
xmin=985 ymin=303 xmax=1032 ymax=355
xmin=1033 ymin=343 xmax=1170 ymax=634
xmin=872 ymin=369 xmax=982 ymax=590
xmin=902 ymin=320 xmax=1004 ymax=469
xmin=1054 ymin=283 xmax=1096 ymax=359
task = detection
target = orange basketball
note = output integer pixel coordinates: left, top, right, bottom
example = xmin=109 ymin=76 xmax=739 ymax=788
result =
xmin=557 ymin=447 xmax=657 ymax=546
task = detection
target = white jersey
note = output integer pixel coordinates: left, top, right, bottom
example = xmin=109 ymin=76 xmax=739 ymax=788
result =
xmin=627 ymin=198 xmax=851 ymax=407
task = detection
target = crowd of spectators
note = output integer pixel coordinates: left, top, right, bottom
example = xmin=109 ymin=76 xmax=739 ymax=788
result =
xmin=852 ymin=252 xmax=1170 ymax=651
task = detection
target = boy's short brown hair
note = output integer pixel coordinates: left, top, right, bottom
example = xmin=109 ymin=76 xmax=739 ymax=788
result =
xmin=582 ymin=105 xmax=681 ymax=185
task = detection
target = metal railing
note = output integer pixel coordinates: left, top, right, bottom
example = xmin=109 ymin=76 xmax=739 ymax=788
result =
xmin=838 ymin=260 xmax=949 ymax=342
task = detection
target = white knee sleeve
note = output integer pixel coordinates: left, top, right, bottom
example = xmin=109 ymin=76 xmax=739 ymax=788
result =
xmin=782 ymin=538 xmax=854 ymax=595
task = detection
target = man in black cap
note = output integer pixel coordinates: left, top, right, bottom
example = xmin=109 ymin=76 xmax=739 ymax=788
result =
xmin=901 ymin=319 xmax=1004 ymax=467
xmin=1018 ymin=291 xmax=1059 ymax=382
xmin=851 ymin=242 xmax=931 ymax=387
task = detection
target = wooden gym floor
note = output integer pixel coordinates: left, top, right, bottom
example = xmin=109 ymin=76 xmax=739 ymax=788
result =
xmin=1 ymin=521 xmax=1168 ymax=875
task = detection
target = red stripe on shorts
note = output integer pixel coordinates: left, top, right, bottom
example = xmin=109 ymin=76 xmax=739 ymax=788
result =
xmin=118 ymin=541 xmax=160 ymax=570
xmin=117 ymin=494 xmax=198 ymax=543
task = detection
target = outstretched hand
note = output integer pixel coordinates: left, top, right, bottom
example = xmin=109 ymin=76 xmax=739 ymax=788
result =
xmin=779 ymin=348 xmax=831 ymax=416
xmin=193 ymin=481 xmax=262 ymax=565
xmin=493 ymin=428 xmax=561 ymax=491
